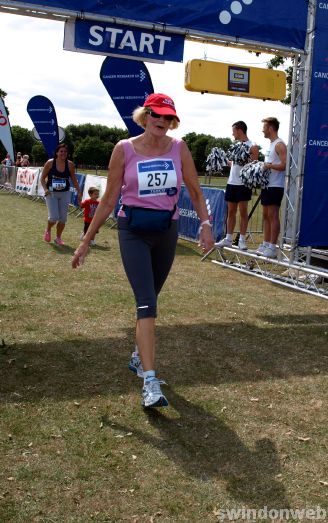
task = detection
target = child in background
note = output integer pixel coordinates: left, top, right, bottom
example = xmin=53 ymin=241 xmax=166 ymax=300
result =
xmin=80 ymin=186 xmax=100 ymax=245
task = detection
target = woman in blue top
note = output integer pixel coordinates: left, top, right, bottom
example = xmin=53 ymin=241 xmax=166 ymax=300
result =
xmin=40 ymin=144 xmax=82 ymax=245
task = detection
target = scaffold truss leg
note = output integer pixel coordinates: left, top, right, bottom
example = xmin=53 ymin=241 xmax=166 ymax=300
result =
xmin=202 ymin=246 xmax=328 ymax=300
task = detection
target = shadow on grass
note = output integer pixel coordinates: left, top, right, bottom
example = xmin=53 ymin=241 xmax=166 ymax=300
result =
xmin=2 ymin=316 xmax=326 ymax=509
xmin=102 ymin=389 xmax=288 ymax=508
xmin=50 ymin=244 xmax=76 ymax=255
xmin=49 ymin=243 xmax=111 ymax=255
xmin=1 ymin=316 xmax=327 ymax=403
xmin=259 ymin=314 xmax=328 ymax=325
xmin=91 ymin=244 xmax=111 ymax=251
xmin=175 ymin=241 xmax=199 ymax=257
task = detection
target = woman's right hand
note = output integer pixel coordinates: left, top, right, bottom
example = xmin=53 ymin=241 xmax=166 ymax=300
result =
xmin=72 ymin=242 xmax=89 ymax=269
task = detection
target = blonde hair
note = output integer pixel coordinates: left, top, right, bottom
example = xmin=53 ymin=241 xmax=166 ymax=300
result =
xmin=262 ymin=117 xmax=280 ymax=132
xmin=132 ymin=106 xmax=179 ymax=130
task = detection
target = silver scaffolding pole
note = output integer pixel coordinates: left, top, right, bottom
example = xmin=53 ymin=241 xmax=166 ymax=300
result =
xmin=280 ymin=0 xmax=317 ymax=263
xmin=203 ymin=1 xmax=328 ymax=301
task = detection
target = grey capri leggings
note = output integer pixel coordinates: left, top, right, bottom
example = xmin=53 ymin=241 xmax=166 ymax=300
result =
xmin=45 ymin=191 xmax=71 ymax=223
xmin=118 ymin=217 xmax=178 ymax=319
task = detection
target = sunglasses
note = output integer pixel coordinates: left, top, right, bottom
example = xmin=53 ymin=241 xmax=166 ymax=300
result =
xmin=148 ymin=110 xmax=175 ymax=122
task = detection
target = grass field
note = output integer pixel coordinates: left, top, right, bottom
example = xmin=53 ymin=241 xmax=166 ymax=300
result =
xmin=0 ymin=191 xmax=327 ymax=523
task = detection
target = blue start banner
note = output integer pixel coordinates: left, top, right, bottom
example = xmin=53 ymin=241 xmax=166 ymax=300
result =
xmin=66 ymin=19 xmax=184 ymax=63
xmin=299 ymin=3 xmax=328 ymax=247
xmin=178 ymin=185 xmax=226 ymax=242
xmin=27 ymin=96 xmax=59 ymax=158
xmin=5 ymin=1 xmax=308 ymax=51
xmin=100 ymin=56 xmax=153 ymax=137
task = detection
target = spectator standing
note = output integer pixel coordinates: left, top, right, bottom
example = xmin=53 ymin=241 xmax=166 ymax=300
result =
xmin=257 ymin=117 xmax=287 ymax=259
xmin=15 ymin=152 xmax=22 ymax=167
xmin=217 ymin=121 xmax=259 ymax=250
xmin=20 ymin=154 xmax=30 ymax=167
xmin=1 ymin=153 xmax=14 ymax=182
xmin=40 ymin=143 xmax=82 ymax=245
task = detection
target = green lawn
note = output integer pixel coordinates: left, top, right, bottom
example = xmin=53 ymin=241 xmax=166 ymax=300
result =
xmin=0 ymin=191 xmax=327 ymax=522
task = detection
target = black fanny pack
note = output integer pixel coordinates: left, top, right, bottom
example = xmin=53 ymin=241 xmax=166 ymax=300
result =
xmin=123 ymin=204 xmax=176 ymax=232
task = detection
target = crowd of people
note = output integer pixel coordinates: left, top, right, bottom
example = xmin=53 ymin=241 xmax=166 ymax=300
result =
xmin=1 ymin=151 xmax=30 ymax=181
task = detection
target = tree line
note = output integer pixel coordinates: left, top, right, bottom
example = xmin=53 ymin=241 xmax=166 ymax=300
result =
xmin=1 ymin=123 xmax=238 ymax=174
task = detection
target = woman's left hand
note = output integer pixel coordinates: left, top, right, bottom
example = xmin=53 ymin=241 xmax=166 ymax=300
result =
xmin=199 ymin=226 xmax=215 ymax=253
xmin=72 ymin=242 xmax=89 ymax=268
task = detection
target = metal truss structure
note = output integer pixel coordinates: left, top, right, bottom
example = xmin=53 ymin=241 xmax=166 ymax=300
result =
xmin=202 ymin=245 xmax=328 ymax=300
xmin=280 ymin=0 xmax=317 ymax=262
xmin=202 ymin=2 xmax=328 ymax=301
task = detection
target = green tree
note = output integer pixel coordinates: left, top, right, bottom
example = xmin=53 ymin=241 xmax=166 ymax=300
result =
xmin=73 ymin=136 xmax=113 ymax=166
xmin=31 ymin=143 xmax=48 ymax=165
xmin=267 ymin=55 xmax=293 ymax=105
xmin=0 ymin=88 xmax=8 ymax=115
xmin=11 ymin=126 xmax=34 ymax=157
xmin=182 ymin=132 xmax=233 ymax=173
xmin=190 ymin=135 xmax=211 ymax=172
xmin=65 ymin=123 xmax=128 ymax=144
xmin=182 ymin=132 xmax=198 ymax=152
xmin=61 ymin=127 xmax=74 ymax=159
xmin=205 ymin=136 xmax=232 ymax=158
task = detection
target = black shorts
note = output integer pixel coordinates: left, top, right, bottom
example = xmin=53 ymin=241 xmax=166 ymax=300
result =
xmin=225 ymin=184 xmax=252 ymax=203
xmin=260 ymin=187 xmax=284 ymax=207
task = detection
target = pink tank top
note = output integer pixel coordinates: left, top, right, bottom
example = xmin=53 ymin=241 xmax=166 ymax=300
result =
xmin=118 ymin=138 xmax=183 ymax=219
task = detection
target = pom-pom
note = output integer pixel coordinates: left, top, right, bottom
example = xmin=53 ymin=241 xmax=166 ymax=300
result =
xmin=205 ymin=147 xmax=229 ymax=174
xmin=226 ymin=142 xmax=251 ymax=166
xmin=239 ymin=161 xmax=270 ymax=189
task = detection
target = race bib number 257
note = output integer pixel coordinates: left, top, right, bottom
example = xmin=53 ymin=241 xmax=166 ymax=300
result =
xmin=137 ymin=159 xmax=177 ymax=197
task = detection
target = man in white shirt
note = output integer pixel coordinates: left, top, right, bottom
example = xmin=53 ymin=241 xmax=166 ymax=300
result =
xmin=257 ymin=117 xmax=287 ymax=259
xmin=217 ymin=121 xmax=259 ymax=250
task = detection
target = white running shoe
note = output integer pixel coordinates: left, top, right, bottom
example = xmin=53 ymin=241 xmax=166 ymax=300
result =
xmin=216 ymin=237 xmax=232 ymax=248
xmin=90 ymin=240 xmax=96 ymax=246
xmin=262 ymin=245 xmax=278 ymax=259
xmin=128 ymin=355 xmax=144 ymax=378
xmin=142 ymin=378 xmax=168 ymax=408
xmin=80 ymin=232 xmax=84 ymax=240
xmin=256 ymin=243 xmax=267 ymax=255
xmin=238 ymin=239 xmax=247 ymax=251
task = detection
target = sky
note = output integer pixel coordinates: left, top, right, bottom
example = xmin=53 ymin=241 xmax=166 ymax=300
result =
xmin=0 ymin=12 xmax=291 ymax=152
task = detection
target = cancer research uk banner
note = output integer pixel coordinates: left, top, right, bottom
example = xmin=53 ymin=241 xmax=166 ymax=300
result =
xmin=100 ymin=57 xmax=154 ymax=137
xmin=19 ymin=0 xmax=308 ymax=51
xmin=299 ymin=3 xmax=328 ymax=247
xmin=178 ymin=186 xmax=226 ymax=242
xmin=27 ymin=96 xmax=59 ymax=158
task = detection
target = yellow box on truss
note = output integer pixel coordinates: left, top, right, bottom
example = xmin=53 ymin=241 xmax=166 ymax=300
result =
xmin=185 ymin=59 xmax=286 ymax=101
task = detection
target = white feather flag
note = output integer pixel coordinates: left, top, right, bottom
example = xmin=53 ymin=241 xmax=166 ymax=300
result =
xmin=0 ymin=97 xmax=14 ymax=162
